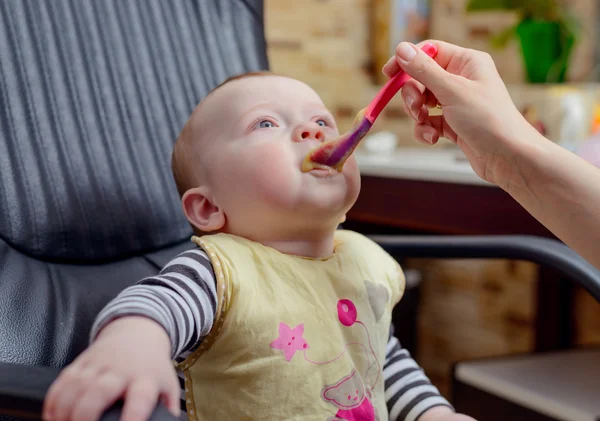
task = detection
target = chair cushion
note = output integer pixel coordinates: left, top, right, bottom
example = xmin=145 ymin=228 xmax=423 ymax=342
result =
xmin=0 ymin=238 xmax=194 ymax=368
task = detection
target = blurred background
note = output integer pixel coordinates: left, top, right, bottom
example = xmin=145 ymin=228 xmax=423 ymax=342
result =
xmin=264 ymin=0 xmax=600 ymax=398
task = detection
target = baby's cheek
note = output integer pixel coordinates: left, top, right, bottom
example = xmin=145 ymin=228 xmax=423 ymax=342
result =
xmin=342 ymin=157 xmax=361 ymax=198
xmin=343 ymin=156 xmax=360 ymax=178
xmin=248 ymin=146 xmax=297 ymax=201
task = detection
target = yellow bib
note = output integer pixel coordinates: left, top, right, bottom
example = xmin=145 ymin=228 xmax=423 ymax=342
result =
xmin=177 ymin=230 xmax=405 ymax=421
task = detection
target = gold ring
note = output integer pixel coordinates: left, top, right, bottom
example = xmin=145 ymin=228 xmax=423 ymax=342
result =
xmin=435 ymin=103 xmax=442 ymax=109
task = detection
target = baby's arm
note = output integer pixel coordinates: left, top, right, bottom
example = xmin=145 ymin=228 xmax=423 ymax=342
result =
xmin=384 ymin=327 xmax=476 ymax=421
xmin=90 ymin=248 xmax=218 ymax=358
xmin=43 ymin=248 xmax=218 ymax=421
xmin=384 ymin=328 xmax=451 ymax=421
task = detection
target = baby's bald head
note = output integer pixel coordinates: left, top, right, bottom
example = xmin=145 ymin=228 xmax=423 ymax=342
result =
xmin=171 ymin=71 xmax=275 ymax=198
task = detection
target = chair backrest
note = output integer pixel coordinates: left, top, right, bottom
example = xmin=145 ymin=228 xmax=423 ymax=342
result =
xmin=0 ymin=0 xmax=268 ymax=370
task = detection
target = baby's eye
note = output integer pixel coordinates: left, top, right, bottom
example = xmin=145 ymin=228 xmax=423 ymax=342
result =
xmin=255 ymin=119 xmax=277 ymax=129
xmin=316 ymin=119 xmax=328 ymax=127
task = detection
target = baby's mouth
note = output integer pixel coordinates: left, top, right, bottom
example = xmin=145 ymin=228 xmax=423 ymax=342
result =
xmin=301 ymin=111 xmax=370 ymax=174
xmin=301 ymin=43 xmax=439 ymax=172
xmin=307 ymin=166 xmax=335 ymax=178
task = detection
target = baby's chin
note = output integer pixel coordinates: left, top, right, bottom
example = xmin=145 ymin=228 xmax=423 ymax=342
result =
xmin=307 ymin=181 xmax=360 ymax=213
xmin=294 ymin=194 xmax=356 ymax=226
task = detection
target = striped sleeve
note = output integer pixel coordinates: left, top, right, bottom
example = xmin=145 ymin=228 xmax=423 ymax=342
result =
xmin=90 ymin=248 xmax=217 ymax=359
xmin=384 ymin=330 xmax=453 ymax=421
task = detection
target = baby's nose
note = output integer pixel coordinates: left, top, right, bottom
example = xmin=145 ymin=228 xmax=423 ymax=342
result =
xmin=293 ymin=123 xmax=325 ymax=143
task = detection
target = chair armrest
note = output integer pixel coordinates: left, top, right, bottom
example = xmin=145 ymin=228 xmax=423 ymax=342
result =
xmin=0 ymin=362 xmax=178 ymax=421
xmin=371 ymin=235 xmax=600 ymax=302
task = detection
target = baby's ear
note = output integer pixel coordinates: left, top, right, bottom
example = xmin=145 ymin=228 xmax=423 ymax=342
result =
xmin=181 ymin=186 xmax=225 ymax=232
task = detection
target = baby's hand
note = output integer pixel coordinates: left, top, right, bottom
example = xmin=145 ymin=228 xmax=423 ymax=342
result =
xmin=417 ymin=406 xmax=477 ymax=421
xmin=433 ymin=414 xmax=478 ymax=421
xmin=43 ymin=317 xmax=180 ymax=421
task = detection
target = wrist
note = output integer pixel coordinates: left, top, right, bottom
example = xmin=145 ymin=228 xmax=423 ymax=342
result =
xmin=96 ymin=316 xmax=172 ymax=356
xmin=417 ymin=405 xmax=454 ymax=421
xmin=489 ymin=116 xmax=549 ymax=194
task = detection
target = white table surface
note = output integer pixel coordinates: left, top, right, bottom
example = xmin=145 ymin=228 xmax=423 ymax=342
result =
xmin=455 ymin=350 xmax=600 ymax=421
xmin=355 ymin=147 xmax=495 ymax=187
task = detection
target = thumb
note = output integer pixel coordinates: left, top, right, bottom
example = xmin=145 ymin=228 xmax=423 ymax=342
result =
xmin=394 ymin=42 xmax=455 ymax=99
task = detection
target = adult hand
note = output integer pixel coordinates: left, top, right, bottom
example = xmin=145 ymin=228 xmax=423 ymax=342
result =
xmin=384 ymin=40 xmax=540 ymax=188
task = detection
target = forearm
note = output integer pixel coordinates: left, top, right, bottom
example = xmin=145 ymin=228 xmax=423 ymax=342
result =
xmin=91 ymin=248 xmax=218 ymax=358
xmin=91 ymin=284 xmax=190 ymax=357
xmin=500 ymin=127 xmax=600 ymax=268
xmin=95 ymin=315 xmax=172 ymax=356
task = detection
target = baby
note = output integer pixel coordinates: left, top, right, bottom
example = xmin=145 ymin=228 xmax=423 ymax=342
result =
xmin=43 ymin=72 xmax=475 ymax=421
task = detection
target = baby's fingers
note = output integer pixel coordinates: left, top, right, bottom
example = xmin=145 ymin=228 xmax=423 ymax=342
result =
xmin=70 ymin=372 xmax=127 ymax=421
xmin=43 ymin=366 xmax=97 ymax=421
xmin=121 ymin=380 xmax=159 ymax=421
xmin=160 ymin=379 xmax=182 ymax=418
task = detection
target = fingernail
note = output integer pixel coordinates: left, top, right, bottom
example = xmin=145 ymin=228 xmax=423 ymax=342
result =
xmin=424 ymin=132 xmax=433 ymax=144
xmin=396 ymin=43 xmax=417 ymax=63
xmin=407 ymin=97 xmax=415 ymax=118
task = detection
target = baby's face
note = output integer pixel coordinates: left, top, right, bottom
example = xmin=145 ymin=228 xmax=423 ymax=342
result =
xmin=195 ymin=75 xmax=360 ymax=241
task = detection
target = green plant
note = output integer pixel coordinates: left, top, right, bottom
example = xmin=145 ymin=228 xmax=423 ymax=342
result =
xmin=466 ymin=0 xmax=580 ymax=83
xmin=467 ymin=0 xmax=563 ymax=19
xmin=466 ymin=0 xmax=578 ymax=48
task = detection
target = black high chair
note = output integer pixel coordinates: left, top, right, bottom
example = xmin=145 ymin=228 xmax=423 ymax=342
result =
xmin=0 ymin=1 xmax=598 ymax=420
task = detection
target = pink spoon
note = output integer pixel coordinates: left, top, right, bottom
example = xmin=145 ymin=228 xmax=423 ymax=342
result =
xmin=302 ymin=43 xmax=438 ymax=172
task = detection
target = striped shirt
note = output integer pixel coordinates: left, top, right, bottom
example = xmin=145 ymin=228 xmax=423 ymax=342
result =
xmin=91 ymin=248 xmax=451 ymax=420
